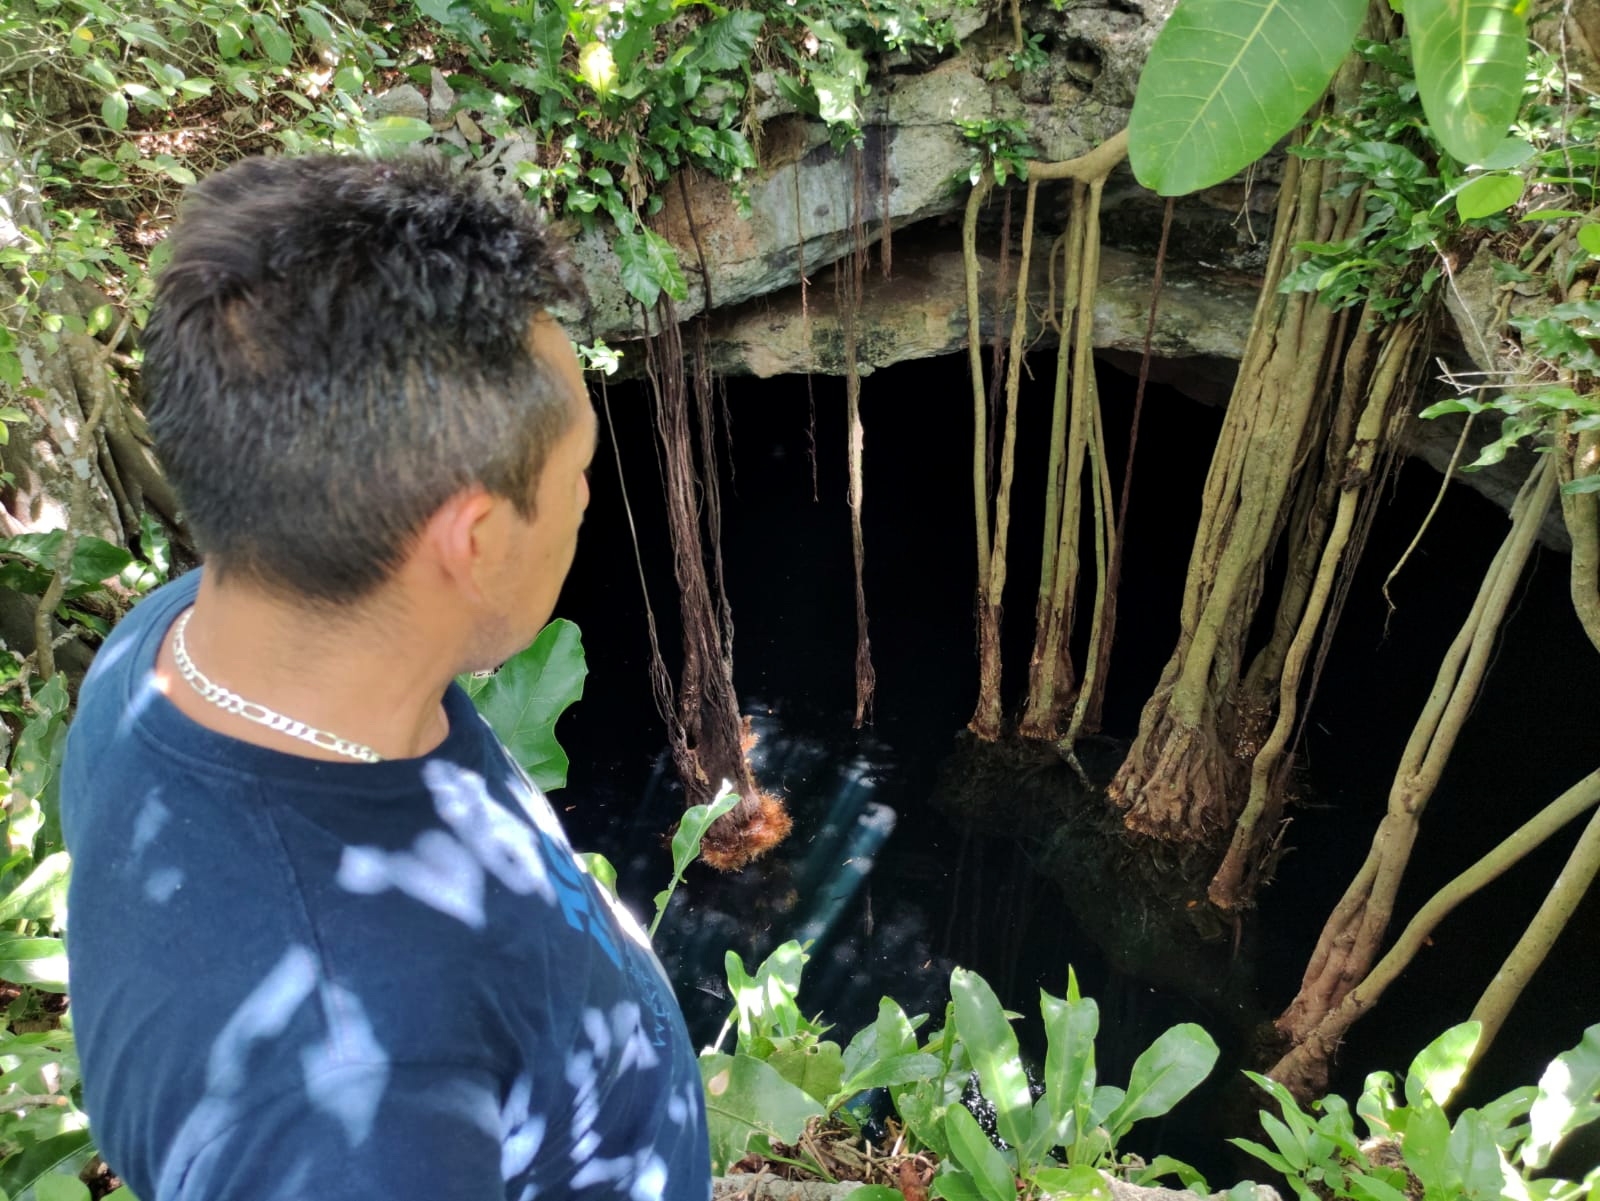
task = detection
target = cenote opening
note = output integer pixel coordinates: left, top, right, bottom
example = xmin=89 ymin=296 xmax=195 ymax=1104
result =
xmin=550 ymin=347 xmax=1599 ymax=1180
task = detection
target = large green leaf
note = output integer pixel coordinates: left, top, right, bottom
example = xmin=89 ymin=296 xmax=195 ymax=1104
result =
xmin=0 ymin=1130 xmax=94 ymax=1201
xmin=944 ymin=1102 xmax=1017 ymax=1201
xmin=1406 ymin=0 xmax=1529 ymax=166
xmin=461 ymin=619 xmax=586 ymax=792
xmin=1102 ymin=1023 xmax=1219 ymax=1142
xmin=950 ymin=968 xmax=1033 ymax=1154
xmin=1404 ymin=1022 xmax=1481 ymax=1109
xmin=688 ymin=10 xmax=765 ymax=72
xmin=1039 ymin=982 xmax=1099 ymax=1156
xmin=0 ymin=937 xmax=68 ymax=992
xmin=768 ymin=1037 xmax=845 ymax=1104
xmin=699 ymin=1052 xmax=823 ymax=1173
xmin=0 ymin=854 xmax=71 ymax=927
xmin=1128 ymin=0 xmax=1365 ymax=196
xmin=615 ymin=229 xmax=688 ymax=309
xmin=1524 ymin=1023 xmax=1600 ymax=1169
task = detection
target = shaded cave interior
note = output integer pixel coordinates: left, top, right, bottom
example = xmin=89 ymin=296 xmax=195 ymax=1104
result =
xmin=550 ymin=340 xmax=1599 ymax=1175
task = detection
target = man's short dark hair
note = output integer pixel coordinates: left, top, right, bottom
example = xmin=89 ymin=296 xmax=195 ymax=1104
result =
xmin=142 ymin=153 xmax=586 ymax=603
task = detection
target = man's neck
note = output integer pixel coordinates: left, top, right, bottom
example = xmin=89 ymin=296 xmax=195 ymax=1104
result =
xmin=155 ymin=572 xmax=461 ymax=762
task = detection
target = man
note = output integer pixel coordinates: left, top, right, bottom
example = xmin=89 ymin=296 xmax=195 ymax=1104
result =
xmin=61 ymin=154 xmax=711 ymax=1201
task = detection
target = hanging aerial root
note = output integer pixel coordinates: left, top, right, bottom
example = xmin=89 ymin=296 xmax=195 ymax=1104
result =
xmin=700 ymin=718 xmax=796 ymax=871
xmin=1272 ymin=457 xmax=1558 ymax=1068
xmin=1267 ymin=764 xmax=1600 ymax=1100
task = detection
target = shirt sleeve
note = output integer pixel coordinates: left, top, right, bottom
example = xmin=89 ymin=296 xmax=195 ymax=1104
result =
xmin=169 ymin=1062 xmax=508 ymax=1201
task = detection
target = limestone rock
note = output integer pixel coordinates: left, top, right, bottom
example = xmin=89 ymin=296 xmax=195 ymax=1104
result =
xmin=367 ymin=83 xmax=428 ymax=123
xmin=428 ymin=67 xmax=457 ymax=123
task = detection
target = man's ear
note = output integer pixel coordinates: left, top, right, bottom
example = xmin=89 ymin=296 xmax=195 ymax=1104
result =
xmin=418 ymin=484 xmax=502 ymax=602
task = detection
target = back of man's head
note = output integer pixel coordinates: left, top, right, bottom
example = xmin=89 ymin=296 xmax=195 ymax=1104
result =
xmin=143 ymin=153 xmax=586 ymax=604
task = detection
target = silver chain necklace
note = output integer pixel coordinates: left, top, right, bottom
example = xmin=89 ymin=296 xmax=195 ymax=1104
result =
xmin=171 ymin=609 xmax=383 ymax=763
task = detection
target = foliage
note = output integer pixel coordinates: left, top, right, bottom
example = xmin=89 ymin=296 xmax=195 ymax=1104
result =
xmin=1234 ymin=1021 xmax=1600 ymax=1201
xmin=1271 ymin=35 xmax=1600 ymax=325
xmin=1421 ymin=385 xmax=1600 ymax=488
xmin=1128 ymin=0 xmax=1529 ymax=197
xmin=0 ymin=686 xmax=94 ymax=1198
xmin=0 ymin=0 xmax=391 ymax=397
xmin=699 ymin=950 xmax=1226 ymax=1198
xmin=700 ymin=940 xmax=941 ymax=1176
xmin=458 ymin=618 xmax=587 ymax=791
xmin=1127 ymin=0 xmax=1366 ymax=197
xmin=957 ymin=118 xmax=1035 ymax=188
xmin=648 ymin=789 xmax=741 ymax=937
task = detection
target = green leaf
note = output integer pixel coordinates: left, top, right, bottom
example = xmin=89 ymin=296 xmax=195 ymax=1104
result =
xmin=1578 ymin=225 xmax=1600 ymax=257
xmin=1229 ymin=1137 xmax=1293 ymax=1175
xmin=951 ymin=968 xmax=1032 ymax=1154
xmin=34 ymin=1177 xmax=90 ymax=1201
xmin=297 ymin=4 xmax=337 ymax=45
xmin=840 ymin=1051 xmax=943 ymax=1093
xmin=1446 ymin=1109 xmax=1513 ymax=1200
xmin=0 ymin=853 xmax=71 ymax=927
xmin=843 ymin=997 xmax=918 ymax=1080
xmin=689 ymin=10 xmax=765 ymax=72
xmin=1456 ymin=173 xmax=1525 ymax=220
xmin=615 ymin=229 xmax=688 ymax=308
xmin=251 ymin=13 xmax=295 ymax=64
xmin=1103 ymin=1023 xmax=1219 ymax=1142
xmin=893 ymin=1037 xmax=968 ymax=1160
xmin=1041 ymin=979 xmax=1098 ymax=1154
xmin=0 ymin=936 xmax=68 ymax=991
xmin=1029 ymin=1165 xmax=1110 ymax=1200
xmin=668 ymin=790 xmax=740 ymax=881
xmin=1127 ymin=0 xmax=1366 ymax=196
xmin=1405 ymin=1022 xmax=1481 ymax=1108
xmin=0 ymin=1131 xmax=93 ymax=1201
xmin=1130 ymin=1156 xmax=1208 ymax=1193
xmin=930 ymin=1170 xmax=984 ymax=1201
xmin=1524 ymin=1024 xmax=1600 ymax=1169
xmin=101 ymin=91 xmax=128 ymax=131
xmin=945 ymin=1102 xmax=1017 ymax=1201
xmin=1406 ymin=0 xmax=1528 ymax=165
xmin=700 ymin=1052 xmax=824 ymax=1174
xmin=365 ymin=117 xmax=434 ymax=147
xmin=725 ymin=941 xmax=809 ymax=1051
xmin=769 ymin=1038 xmax=845 ymax=1103
xmin=462 ymin=619 xmax=586 ymax=791
xmin=1401 ymin=1098 xmax=1453 ymax=1193
xmin=1563 ymin=474 xmax=1600 ymax=495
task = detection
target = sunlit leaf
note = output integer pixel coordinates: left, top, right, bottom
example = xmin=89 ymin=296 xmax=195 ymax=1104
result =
xmin=1128 ymin=0 xmax=1366 ymax=196
xmin=0 ymin=936 xmax=69 ymax=992
xmin=700 ymin=1052 xmax=824 ymax=1174
xmin=1405 ymin=1022 xmax=1481 ymax=1108
xmin=1406 ymin=0 xmax=1528 ymax=165
xmin=1524 ymin=1024 xmax=1600 ymax=1169
xmin=951 ymin=968 xmax=1032 ymax=1153
xmin=1456 ymin=173 xmax=1524 ymax=219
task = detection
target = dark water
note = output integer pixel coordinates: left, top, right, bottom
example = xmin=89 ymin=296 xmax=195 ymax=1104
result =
xmin=550 ymin=350 xmax=1598 ymax=1180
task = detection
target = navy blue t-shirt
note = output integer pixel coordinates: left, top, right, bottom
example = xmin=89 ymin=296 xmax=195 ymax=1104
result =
xmin=62 ymin=572 xmax=711 ymax=1201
